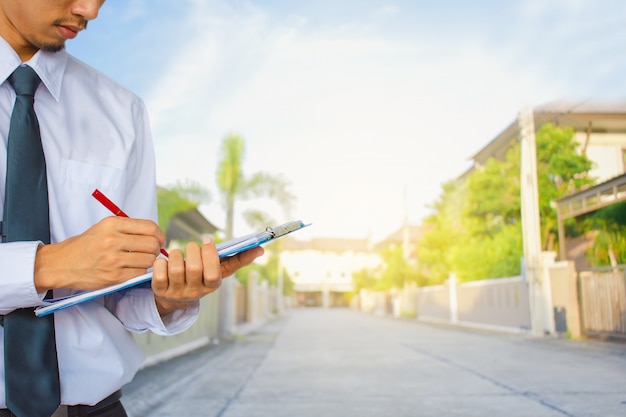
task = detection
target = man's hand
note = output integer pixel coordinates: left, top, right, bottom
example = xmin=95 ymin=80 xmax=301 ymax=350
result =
xmin=34 ymin=216 xmax=165 ymax=292
xmin=152 ymin=237 xmax=264 ymax=317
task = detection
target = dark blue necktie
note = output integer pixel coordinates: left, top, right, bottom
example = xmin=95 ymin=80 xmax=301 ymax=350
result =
xmin=3 ymin=65 xmax=61 ymax=417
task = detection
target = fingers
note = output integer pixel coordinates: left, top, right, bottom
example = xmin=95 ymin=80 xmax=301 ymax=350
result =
xmin=184 ymin=242 xmax=205 ymax=292
xmin=152 ymin=240 xmax=223 ymax=295
xmin=108 ymin=217 xmax=166 ymax=246
xmin=99 ymin=216 xmax=166 ymax=255
xmin=97 ymin=217 xmax=164 ymax=273
xmin=152 ymin=238 xmax=265 ymax=316
xmin=152 ymin=256 xmax=169 ymax=294
xmin=167 ymin=248 xmax=187 ymax=293
xmin=201 ymin=237 xmax=221 ymax=288
xmin=122 ymin=234 xmax=163 ymax=255
xmin=152 ymin=249 xmax=188 ymax=296
xmin=220 ymin=246 xmax=265 ymax=277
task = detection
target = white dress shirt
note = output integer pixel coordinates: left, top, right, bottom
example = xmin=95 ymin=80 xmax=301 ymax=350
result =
xmin=0 ymin=37 xmax=199 ymax=406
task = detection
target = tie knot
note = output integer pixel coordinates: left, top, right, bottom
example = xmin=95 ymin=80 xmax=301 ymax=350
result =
xmin=8 ymin=65 xmax=41 ymax=97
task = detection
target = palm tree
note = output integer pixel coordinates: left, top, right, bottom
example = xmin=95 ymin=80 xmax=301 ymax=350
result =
xmin=216 ymin=133 xmax=295 ymax=239
xmin=215 ymin=132 xmax=296 ymax=338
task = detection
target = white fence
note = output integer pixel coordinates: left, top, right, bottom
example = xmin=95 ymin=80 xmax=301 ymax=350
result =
xmin=356 ymin=275 xmax=532 ymax=333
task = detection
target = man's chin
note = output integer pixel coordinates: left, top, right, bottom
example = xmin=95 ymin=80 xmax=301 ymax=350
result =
xmin=40 ymin=43 xmax=66 ymax=53
xmin=30 ymin=37 xmax=66 ymax=54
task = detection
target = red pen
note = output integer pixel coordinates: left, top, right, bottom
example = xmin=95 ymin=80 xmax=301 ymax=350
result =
xmin=92 ymin=189 xmax=169 ymax=257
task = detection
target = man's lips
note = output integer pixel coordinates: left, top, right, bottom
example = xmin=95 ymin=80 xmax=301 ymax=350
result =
xmin=57 ymin=24 xmax=81 ymax=40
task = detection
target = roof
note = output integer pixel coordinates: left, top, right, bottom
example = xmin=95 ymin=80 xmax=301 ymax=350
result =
xmin=282 ymin=236 xmax=373 ymax=252
xmin=166 ymin=208 xmax=219 ymax=244
xmin=469 ymin=100 xmax=626 ymax=168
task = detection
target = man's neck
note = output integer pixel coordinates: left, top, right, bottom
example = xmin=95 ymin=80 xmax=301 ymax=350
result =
xmin=0 ymin=34 xmax=38 ymax=62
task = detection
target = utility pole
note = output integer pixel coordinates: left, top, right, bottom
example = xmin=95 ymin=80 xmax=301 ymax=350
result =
xmin=519 ymin=107 xmax=554 ymax=336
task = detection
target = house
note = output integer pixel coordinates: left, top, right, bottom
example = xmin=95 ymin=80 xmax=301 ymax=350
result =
xmin=463 ymin=100 xmax=626 ymax=182
xmin=280 ymin=224 xmax=426 ymax=308
xmin=462 ymin=100 xmax=626 ymax=266
xmin=165 ymin=208 xmax=218 ymax=248
xmin=280 ymin=236 xmax=377 ymax=307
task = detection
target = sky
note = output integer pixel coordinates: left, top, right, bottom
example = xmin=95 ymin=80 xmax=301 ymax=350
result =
xmin=66 ymin=0 xmax=626 ymax=242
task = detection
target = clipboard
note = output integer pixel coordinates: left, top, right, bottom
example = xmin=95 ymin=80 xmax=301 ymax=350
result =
xmin=35 ymin=220 xmax=310 ymax=317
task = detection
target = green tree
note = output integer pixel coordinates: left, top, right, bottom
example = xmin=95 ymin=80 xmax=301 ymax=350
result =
xmin=379 ymin=246 xmax=420 ymax=289
xmin=417 ymin=123 xmax=594 ymax=283
xmin=352 ymin=267 xmax=382 ymax=292
xmin=582 ymin=203 xmax=626 ymax=267
xmin=157 ymin=179 xmax=210 ymax=232
xmin=450 ymin=221 xmax=523 ymax=281
xmin=535 ymin=124 xmax=594 ymax=249
xmin=352 ymin=246 xmax=420 ymax=292
xmin=464 ymin=146 xmax=521 ymax=231
xmin=216 ymin=133 xmax=295 ymax=239
xmin=417 ymin=179 xmax=466 ymax=285
xmin=585 ymin=224 xmax=626 ymax=267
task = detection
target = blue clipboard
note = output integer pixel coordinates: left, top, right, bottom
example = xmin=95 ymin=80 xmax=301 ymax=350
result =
xmin=35 ymin=220 xmax=310 ymax=317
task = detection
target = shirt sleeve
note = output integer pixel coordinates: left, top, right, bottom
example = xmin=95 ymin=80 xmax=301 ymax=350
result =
xmin=0 ymin=241 xmax=47 ymax=314
xmin=106 ymin=286 xmax=199 ymax=335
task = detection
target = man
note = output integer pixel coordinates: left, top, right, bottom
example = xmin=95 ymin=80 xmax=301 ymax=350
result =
xmin=0 ymin=1 xmax=264 ymax=416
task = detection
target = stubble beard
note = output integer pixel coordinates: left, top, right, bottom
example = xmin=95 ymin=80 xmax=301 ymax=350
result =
xmin=38 ymin=41 xmax=66 ymax=53
xmin=32 ymin=18 xmax=89 ymax=53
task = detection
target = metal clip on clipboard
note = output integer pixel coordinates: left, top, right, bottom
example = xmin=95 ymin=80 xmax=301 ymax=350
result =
xmin=266 ymin=220 xmax=305 ymax=239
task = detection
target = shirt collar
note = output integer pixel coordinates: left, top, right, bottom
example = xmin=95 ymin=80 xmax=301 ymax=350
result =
xmin=0 ymin=36 xmax=68 ymax=103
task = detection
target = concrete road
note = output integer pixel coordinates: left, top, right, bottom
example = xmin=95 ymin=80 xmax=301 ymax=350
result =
xmin=121 ymin=308 xmax=626 ymax=417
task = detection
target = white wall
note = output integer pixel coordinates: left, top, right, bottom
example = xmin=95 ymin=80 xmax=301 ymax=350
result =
xmin=575 ymin=132 xmax=626 ymax=182
xmin=282 ymin=249 xmax=381 ymax=292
